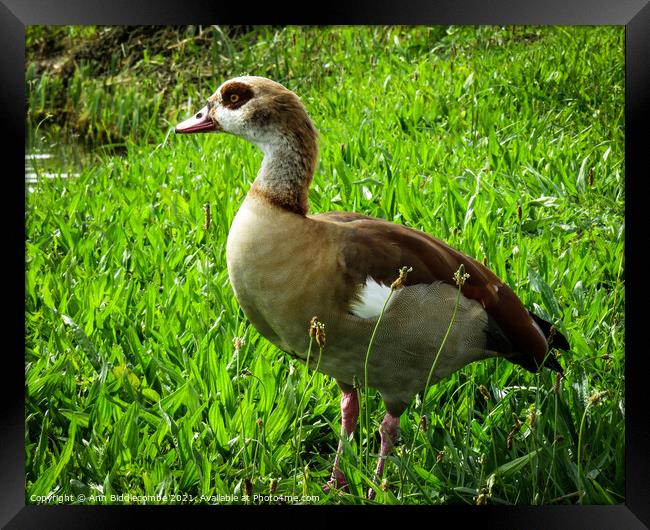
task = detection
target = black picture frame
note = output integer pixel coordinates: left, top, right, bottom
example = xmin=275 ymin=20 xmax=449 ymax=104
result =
xmin=6 ymin=1 xmax=649 ymax=527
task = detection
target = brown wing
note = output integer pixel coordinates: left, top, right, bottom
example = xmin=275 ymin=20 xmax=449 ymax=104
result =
xmin=314 ymin=211 xmax=550 ymax=371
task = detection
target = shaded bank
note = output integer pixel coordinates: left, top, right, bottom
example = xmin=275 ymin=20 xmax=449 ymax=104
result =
xmin=26 ymin=25 xmax=263 ymax=144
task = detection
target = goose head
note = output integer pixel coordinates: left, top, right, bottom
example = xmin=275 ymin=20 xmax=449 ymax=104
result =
xmin=175 ymin=76 xmax=319 ymax=215
xmin=175 ymin=76 xmax=316 ymax=156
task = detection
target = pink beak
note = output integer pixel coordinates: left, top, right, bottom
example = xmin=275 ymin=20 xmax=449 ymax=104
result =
xmin=175 ymin=105 xmax=221 ymax=134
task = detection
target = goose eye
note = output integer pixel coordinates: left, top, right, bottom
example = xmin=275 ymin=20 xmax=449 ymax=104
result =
xmin=229 ymin=93 xmax=240 ymax=103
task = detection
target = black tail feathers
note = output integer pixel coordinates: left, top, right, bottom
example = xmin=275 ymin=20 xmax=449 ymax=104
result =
xmin=543 ymin=352 xmax=564 ymax=375
xmin=529 ymin=312 xmax=570 ymax=376
xmin=530 ymin=312 xmax=570 ymax=351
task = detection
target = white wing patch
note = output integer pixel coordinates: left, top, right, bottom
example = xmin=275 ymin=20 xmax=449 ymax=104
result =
xmin=349 ymin=277 xmax=395 ymax=319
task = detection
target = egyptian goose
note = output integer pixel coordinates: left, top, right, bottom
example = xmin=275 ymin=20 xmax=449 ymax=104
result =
xmin=175 ymin=76 xmax=569 ymax=499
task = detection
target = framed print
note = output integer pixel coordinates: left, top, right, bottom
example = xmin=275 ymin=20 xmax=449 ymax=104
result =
xmin=7 ymin=0 xmax=649 ymax=527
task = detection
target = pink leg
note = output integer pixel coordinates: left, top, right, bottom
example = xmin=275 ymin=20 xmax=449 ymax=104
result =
xmin=367 ymin=413 xmax=400 ymax=500
xmin=324 ymin=389 xmax=359 ymax=492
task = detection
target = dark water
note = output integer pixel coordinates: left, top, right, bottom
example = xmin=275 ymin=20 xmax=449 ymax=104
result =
xmin=25 ymin=130 xmax=98 ymax=192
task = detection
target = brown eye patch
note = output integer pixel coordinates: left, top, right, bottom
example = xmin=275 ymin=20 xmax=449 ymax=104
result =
xmin=221 ymin=82 xmax=254 ymax=109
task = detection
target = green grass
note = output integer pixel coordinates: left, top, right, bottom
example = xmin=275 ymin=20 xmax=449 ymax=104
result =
xmin=25 ymin=25 xmax=624 ymax=505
